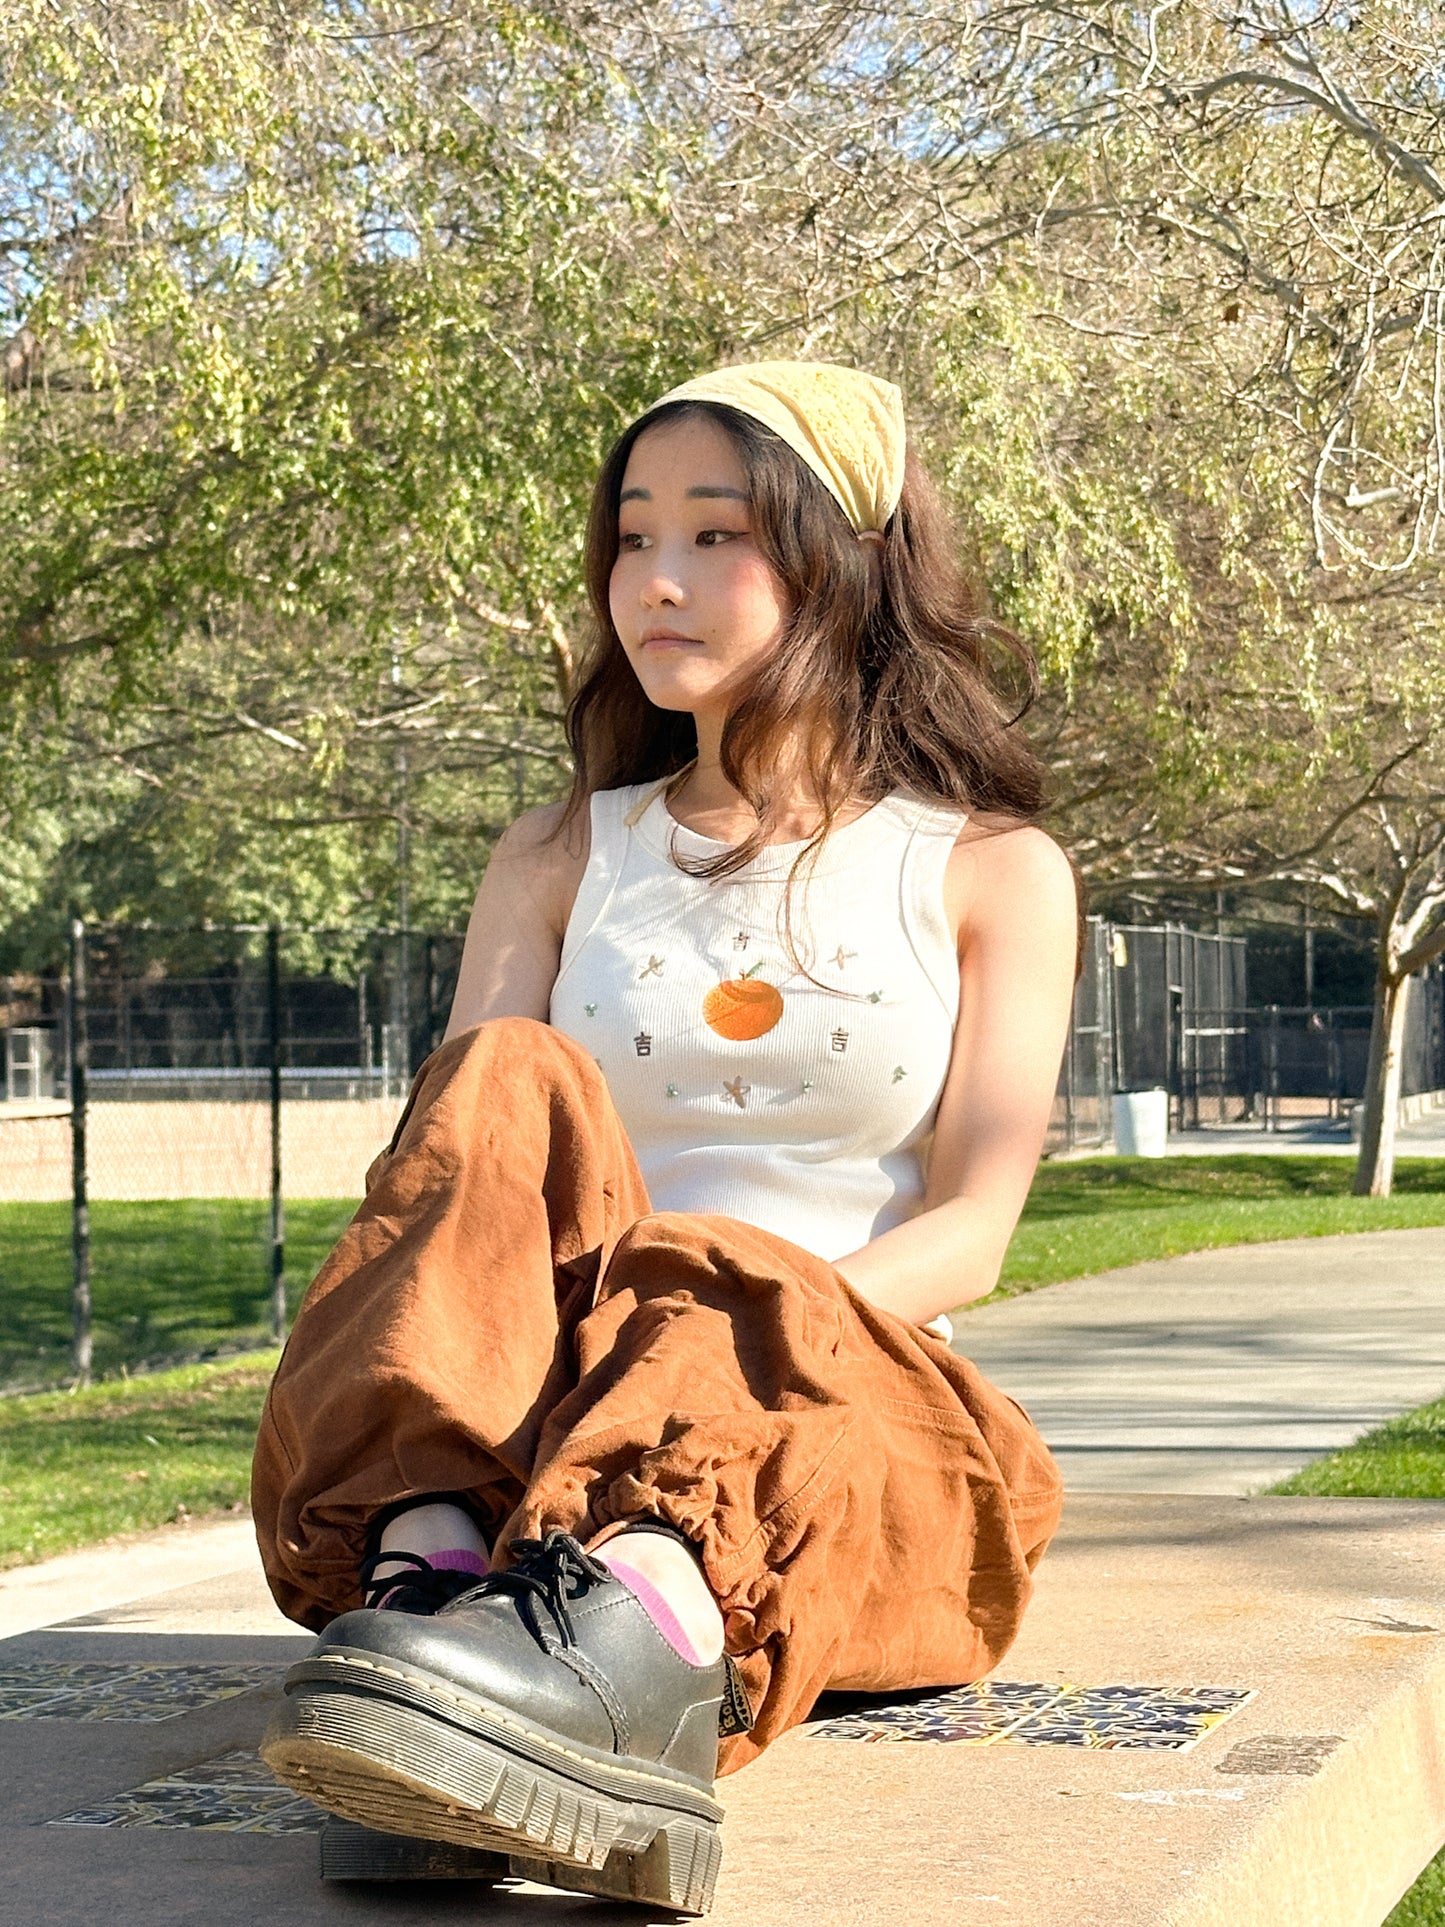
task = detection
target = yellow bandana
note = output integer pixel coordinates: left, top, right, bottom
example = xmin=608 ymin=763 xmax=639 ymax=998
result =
xmin=643 ymin=359 xmax=906 ymax=535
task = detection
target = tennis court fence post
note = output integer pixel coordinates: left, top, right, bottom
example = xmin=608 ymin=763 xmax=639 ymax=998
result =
xmin=67 ymin=916 xmax=92 ymax=1386
xmin=267 ymin=924 xmax=286 ymax=1344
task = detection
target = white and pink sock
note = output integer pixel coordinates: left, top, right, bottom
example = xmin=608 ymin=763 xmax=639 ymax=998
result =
xmin=596 ymin=1547 xmax=719 ymax=1666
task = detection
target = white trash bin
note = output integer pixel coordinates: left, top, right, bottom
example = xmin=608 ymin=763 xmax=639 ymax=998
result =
xmin=1112 ymin=1088 xmax=1169 ymax=1157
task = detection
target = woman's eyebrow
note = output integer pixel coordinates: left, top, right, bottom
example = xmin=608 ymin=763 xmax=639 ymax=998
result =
xmin=617 ymin=483 xmax=749 ymax=505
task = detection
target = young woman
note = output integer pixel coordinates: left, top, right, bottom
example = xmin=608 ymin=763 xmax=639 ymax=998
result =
xmin=255 ymin=361 xmax=1080 ymax=1913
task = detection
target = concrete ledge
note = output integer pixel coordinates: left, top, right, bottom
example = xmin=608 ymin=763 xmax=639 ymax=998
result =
xmin=1 ymin=1495 xmax=1442 ymax=1924
xmin=708 ymin=1495 xmax=1445 ymax=1927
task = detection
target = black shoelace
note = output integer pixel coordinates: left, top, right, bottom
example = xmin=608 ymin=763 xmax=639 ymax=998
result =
xmin=357 ymin=1549 xmax=488 ymax=1614
xmin=461 ymin=1531 xmax=614 ymax=1651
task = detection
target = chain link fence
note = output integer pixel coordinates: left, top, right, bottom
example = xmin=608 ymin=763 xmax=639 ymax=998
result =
xmin=1048 ymin=919 xmax=1445 ymax=1148
xmin=0 ymin=925 xmax=461 ymax=1391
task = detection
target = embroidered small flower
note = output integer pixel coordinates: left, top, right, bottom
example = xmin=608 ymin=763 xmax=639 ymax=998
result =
xmin=800 ymin=1078 xmax=815 ymax=1092
xmin=722 ymin=1076 xmax=751 ymax=1108
xmin=583 ymin=1002 xmax=598 ymax=1017
xmin=638 ymin=955 xmax=666 ymax=979
xmin=866 ymin=990 xmax=884 ymax=1004
xmin=665 ymin=1081 xmax=679 ymax=1098
xmin=892 ymin=1065 xmax=907 ymax=1083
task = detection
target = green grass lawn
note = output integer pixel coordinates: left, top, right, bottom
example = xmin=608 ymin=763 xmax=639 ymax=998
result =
xmin=0 ymin=1351 xmax=279 ymax=1569
xmin=5 ymin=1159 xmax=1445 ymax=1391
xmin=0 ymin=1199 xmax=356 ymax=1390
xmin=1270 ymin=1393 xmax=1445 ymax=1501
xmin=1389 ymin=1862 xmax=1445 ymax=1927
xmin=985 ymin=1153 xmax=1445 ymax=1303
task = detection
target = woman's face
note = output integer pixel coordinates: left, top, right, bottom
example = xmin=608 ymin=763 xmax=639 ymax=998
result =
xmin=609 ymin=412 xmax=791 ymax=719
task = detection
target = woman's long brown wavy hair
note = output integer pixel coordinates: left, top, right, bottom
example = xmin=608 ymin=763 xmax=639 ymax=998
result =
xmin=547 ymin=397 xmax=1085 ymax=977
xmin=558 ymin=395 xmax=1048 ymax=847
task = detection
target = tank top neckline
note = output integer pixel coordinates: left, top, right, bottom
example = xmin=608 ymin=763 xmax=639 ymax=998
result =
xmin=628 ymin=781 xmax=918 ymax=871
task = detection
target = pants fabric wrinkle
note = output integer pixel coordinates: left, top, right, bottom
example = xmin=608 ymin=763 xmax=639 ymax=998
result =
xmin=251 ymin=1017 xmax=1064 ymax=1773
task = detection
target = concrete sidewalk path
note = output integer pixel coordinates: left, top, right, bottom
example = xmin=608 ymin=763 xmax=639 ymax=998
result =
xmin=955 ymin=1224 xmax=1445 ymax=1495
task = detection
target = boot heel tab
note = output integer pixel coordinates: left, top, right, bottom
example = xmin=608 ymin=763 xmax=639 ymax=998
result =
xmin=719 ymin=1654 xmax=754 ymax=1737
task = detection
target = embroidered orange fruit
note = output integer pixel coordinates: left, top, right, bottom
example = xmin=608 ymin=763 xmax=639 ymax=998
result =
xmin=702 ymin=960 xmax=784 ymax=1040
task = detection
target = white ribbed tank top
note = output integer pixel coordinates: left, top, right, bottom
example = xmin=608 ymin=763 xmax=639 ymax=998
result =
xmin=549 ymin=778 xmax=968 ymax=1263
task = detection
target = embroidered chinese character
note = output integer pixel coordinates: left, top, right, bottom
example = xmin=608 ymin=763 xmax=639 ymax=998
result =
xmin=734 ymin=930 xmax=750 ymax=950
xmin=831 ymin=1028 xmax=849 ymax=1053
xmin=634 ymin=1031 xmax=652 ymax=1056
xmin=722 ymin=1076 xmax=751 ymax=1108
xmin=638 ymin=955 xmax=665 ymax=979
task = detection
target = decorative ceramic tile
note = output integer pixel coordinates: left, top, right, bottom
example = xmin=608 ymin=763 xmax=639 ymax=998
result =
xmin=49 ymin=1748 xmax=325 ymax=1835
xmin=0 ymin=1661 xmax=280 ymax=1722
xmin=807 ymin=1680 xmax=1256 ymax=1752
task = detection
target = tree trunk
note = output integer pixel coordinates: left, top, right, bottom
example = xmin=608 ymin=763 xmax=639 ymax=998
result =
xmin=1351 ymin=969 xmax=1411 ymax=1197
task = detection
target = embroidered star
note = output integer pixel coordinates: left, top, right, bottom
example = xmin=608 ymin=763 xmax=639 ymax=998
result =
xmin=722 ymin=1076 xmax=751 ymax=1109
xmin=638 ymin=955 xmax=665 ymax=979
xmin=830 ymin=945 xmax=858 ymax=968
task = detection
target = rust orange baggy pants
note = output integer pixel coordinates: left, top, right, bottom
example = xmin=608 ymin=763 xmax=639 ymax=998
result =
xmin=251 ymin=1018 xmax=1064 ymax=1773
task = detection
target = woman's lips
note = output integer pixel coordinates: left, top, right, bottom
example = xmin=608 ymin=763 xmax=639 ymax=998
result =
xmin=642 ymin=634 xmax=702 ymax=650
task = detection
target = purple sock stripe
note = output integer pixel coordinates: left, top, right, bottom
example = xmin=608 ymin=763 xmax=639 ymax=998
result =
xmin=599 ymin=1554 xmax=709 ymax=1666
xmin=373 ymin=1547 xmax=488 ymax=1608
xmin=431 ymin=1548 xmax=489 ymax=1577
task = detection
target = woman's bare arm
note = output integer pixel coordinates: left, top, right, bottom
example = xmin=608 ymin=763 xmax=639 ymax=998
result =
xmin=828 ymin=822 xmax=1078 ymax=1325
xmin=443 ymin=802 xmax=588 ymax=1036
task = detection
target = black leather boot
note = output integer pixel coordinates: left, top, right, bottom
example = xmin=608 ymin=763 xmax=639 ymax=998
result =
xmin=262 ymin=1530 xmax=751 ymax=1915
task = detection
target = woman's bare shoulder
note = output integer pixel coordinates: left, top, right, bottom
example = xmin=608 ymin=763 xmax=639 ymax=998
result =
xmin=942 ymin=812 xmax=1077 ymax=957
xmin=493 ymin=798 xmax=592 ymax=944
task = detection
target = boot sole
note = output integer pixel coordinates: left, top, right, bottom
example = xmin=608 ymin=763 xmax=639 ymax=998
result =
xmin=262 ymin=1649 xmax=724 ymax=1915
xmin=318 ymin=1817 xmax=509 ymax=1881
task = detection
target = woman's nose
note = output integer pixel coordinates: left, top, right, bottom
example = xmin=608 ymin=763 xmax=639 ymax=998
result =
xmin=640 ymin=564 xmax=687 ymax=609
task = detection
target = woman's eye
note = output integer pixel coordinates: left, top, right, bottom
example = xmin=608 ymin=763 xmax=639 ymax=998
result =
xmin=618 ymin=531 xmax=649 ymax=551
xmin=697 ymin=528 xmax=739 ymax=547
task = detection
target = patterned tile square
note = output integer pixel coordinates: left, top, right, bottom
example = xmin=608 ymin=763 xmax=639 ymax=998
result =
xmin=0 ymin=1661 xmax=281 ymax=1722
xmin=806 ymin=1680 xmax=1065 ymax=1745
xmin=807 ymin=1680 xmax=1256 ymax=1752
xmin=49 ymin=1749 xmax=326 ymax=1835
